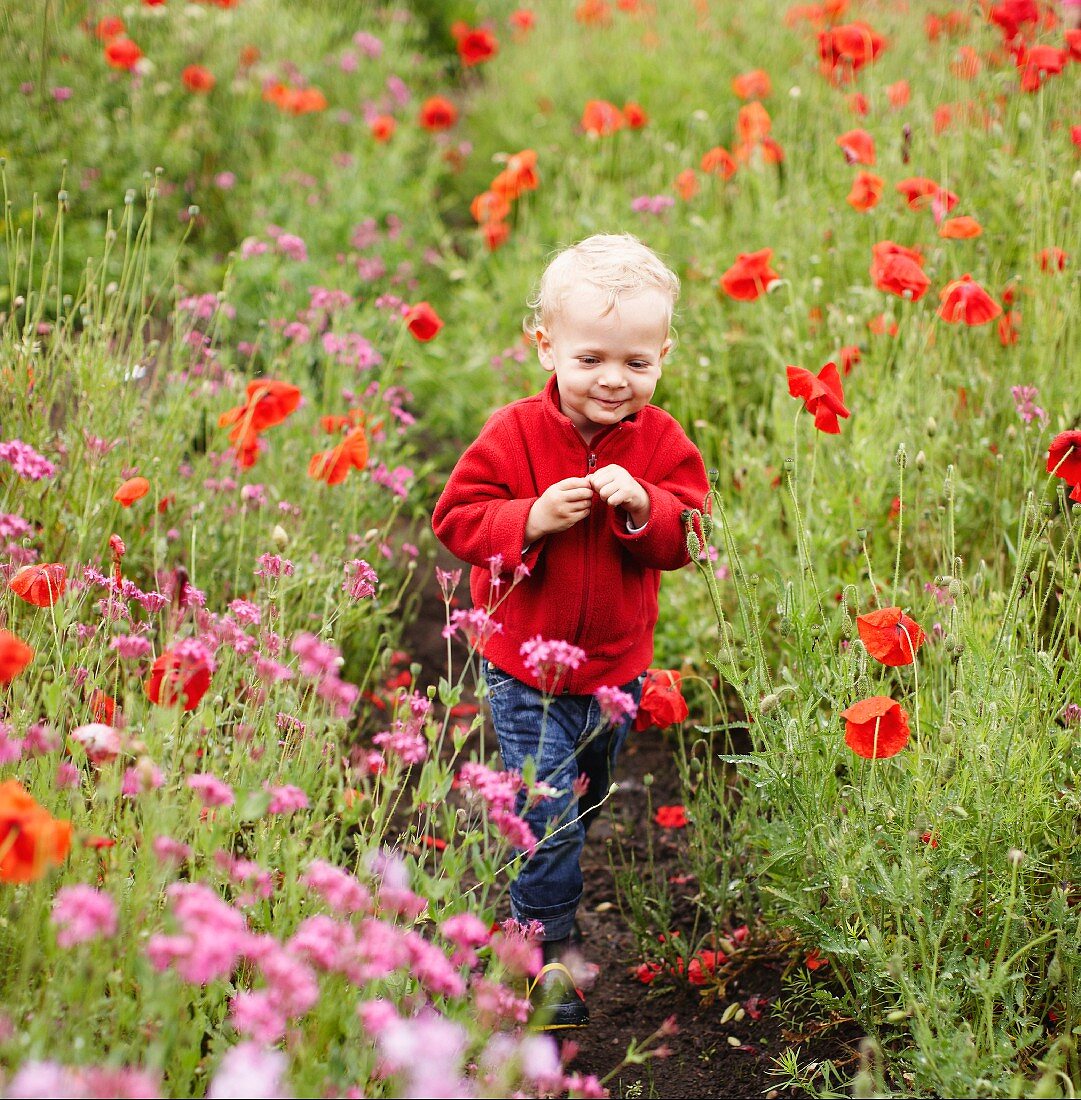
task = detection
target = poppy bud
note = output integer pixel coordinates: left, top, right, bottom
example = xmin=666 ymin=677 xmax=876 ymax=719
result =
xmin=779 ymin=617 xmax=792 ymax=636
xmin=686 ymin=529 xmax=702 ymax=560
xmin=271 ymin=524 xmax=289 ymax=549
xmin=948 ymin=579 xmax=963 ymax=599
xmin=926 ymin=417 xmax=937 ymax=436
xmin=759 ymin=693 xmax=781 ymax=714
xmin=1007 ymin=848 xmax=1025 ymax=867
xmin=915 ymin=450 xmax=925 ymax=470
xmin=1047 ymin=953 xmax=1062 ymax=987
xmin=1005 ymin=424 xmax=1017 ymax=440
xmin=941 ymin=757 xmax=957 ymax=780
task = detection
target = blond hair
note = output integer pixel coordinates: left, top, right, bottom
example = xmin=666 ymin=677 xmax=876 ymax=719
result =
xmin=524 ymin=233 xmax=680 ymax=340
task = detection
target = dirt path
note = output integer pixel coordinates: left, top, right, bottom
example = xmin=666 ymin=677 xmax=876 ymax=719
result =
xmin=402 ymin=541 xmax=859 ymax=1098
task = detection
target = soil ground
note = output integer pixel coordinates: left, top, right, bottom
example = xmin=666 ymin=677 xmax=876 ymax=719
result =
xmin=403 ymin=544 xmax=863 ymax=1098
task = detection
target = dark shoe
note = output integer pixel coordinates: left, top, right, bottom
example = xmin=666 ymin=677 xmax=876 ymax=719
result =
xmin=529 ymin=961 xmax=589 ymax=1030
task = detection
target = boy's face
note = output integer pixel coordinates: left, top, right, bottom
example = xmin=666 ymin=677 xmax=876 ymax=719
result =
xmin=535 ymin=285 xmax=671 ymax=442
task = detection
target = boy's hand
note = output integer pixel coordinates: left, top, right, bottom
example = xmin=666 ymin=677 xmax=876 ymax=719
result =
xmin=588 ymin=464 xmax=650 ymax=527
xmin=526 ymin=477 xmax=594 ymax=541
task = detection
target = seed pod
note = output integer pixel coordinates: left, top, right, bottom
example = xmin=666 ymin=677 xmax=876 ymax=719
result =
xmin=272 ymin=524 xmax=289 ymax=550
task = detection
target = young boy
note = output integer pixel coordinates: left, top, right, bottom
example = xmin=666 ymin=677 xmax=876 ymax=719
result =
xmin=432 ymin=234 xmax=708 ymax=1026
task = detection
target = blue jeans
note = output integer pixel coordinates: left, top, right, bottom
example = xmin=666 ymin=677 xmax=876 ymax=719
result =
xmin=483 ymin=660 xmax=645 ymax=942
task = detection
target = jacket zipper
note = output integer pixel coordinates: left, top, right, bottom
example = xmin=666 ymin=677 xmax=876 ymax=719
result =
xmin=566 ymin=435 xmax=614 ymax=689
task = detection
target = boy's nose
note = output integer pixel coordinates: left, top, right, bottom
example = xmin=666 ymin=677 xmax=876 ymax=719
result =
xmin=598 ymin=366 xmax=626 ymax=388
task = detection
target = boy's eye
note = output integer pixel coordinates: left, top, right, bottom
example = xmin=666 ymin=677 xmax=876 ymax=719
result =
xmin=578 ymin=357 xmax=599 ymax=365
xmin=629 ymin=361 xmax=649 ymax=369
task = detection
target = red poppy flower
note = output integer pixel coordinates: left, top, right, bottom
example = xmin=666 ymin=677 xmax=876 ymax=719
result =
xmin=290 ymin=88 xmax=327 ymax=115
xmin=840 ymin=696 xmax=910 ymax=759
xmin=1047 ymin=431 xmax=1081 ymax=490
xmin=218 ymin=380 xmax=302 ymax=441
xmin=470 ymin=190 xmax=512 ymax=225
xmin=836 ymin=345 xmax=861 ymax=375
xmin=673 ymin=168 xmax=699 ymax=201
xmin=997 ymin=310 xmax=1021 ymax=347
xmin=308 ymin=426 xmax=370 ymax=486
xmin=482 ymin=220 xmax=510 ymax=251
xmin=114 ymin=477 xmax=150 ymax=507
xmin=636 ymin=961 xmax=663 ymax=984
xmin=847 ymin=171 xmax=883 ymax=212
xmin=83 ymin=835 xmax=116 ymax=850
xmin=989 ymin=0 xmax=1039 ymax=41
xmin=580 ymin=99 xmax=625 ymax=136
xmin=491 ymin=149 xmax=539 ymax=200
xmin=370 ymin=115 xmax=396 ymax=142
xmin=9 ymin=564 xmax=67 ymax=607
xmin=732 ymin=69 xmax=772 ymax=99
xmin=145 ymin=648 xmax=213 ymax=711
xmin=1038 ymin=247 xmax=1068 ymax=273
xmin=404 ymin=302 xmax=444 ymax=342
xmin=870 ymin=241 xmax=930 ymax=301
xmin=856 ymin=607 xmax=926 ymax=666
xmin=867 ymin=313 xmax=899 ymax=337
xmin=181 ymin=65 xmax=215 ymax=93
xmin=456 ymin=26 xmax=498 ymax=67
xmin=653 ymin=805 xmax=689 ymax=828
xmin=951 ymin=45 xmax=982 ymax=79
xmin=818 ymin=22 xmax=887 ymax=81
xmin=104 ymin=37 xmax=142 ymax=71
xmin=701 ymin=146 xmax=737 ymax=180
xmin=719 ymin=249 xmax=780 ymax=301
xmin=1067 ymin=28 xmax=1081 ymax=63
xmin=937 ymin=275 xmax=1002 ymax=326
xmin=895 ymin=177 xmax=959 ymax=214
xmin=0 ymin=630 xmax=34 ymax=684
xmin=510 ymin=9 xmax=536 ymax=34
xmin=95 ymin=16 xmax=125 ymax=40
xmin=786 ymin=362 xmax=850 ymax=434
xmin=805 ymin=948 xmax=829 ymax=970
xmin=634 ymin=670 xmax=689 ymax=730
xmin=1017 ymin=45 xmax=1067 ymax=93
xmin=89 ymin=690 xmax=117 ymax=725
xmin=622 ymin=102 xmax=648 ymax=129
xmin=737 ymin=102 xmax=772 ymax=146
xmin=886 ymin=80 xmax=910 ymax=108
xmin=836 ymin=128 xmax=875 ymax=165
xmin=0 ymin=781 xmax=72 ymax=883
xmin=419 ymin=96 xmax=458 ymax=131
xmin=939 ymin=216 xmax=982 ymax=239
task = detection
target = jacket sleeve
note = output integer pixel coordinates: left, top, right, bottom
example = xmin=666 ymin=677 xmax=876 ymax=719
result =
xmin=431 ymin=412 xmax=542 ymax=570
xmin=609 ymin=420 xmax=709 ymax=571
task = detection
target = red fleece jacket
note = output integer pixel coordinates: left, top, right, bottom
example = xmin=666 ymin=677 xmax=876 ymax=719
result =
xmin=432 ymin=376 xmax=709 ymax=694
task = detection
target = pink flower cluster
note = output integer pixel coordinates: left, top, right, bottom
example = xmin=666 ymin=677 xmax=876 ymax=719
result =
xmin=442 ymin=607 xmax=502 ymax=647
xmin=51 ymin=885 xmax=118 ymax=947
xmin=457 ymin=762 xmax=538 ymax=854
xmin=146 ymin=883 xmax=253 ymax=984
xmin=520 ymin=635 xmax=587 ymax=686
xmin=0 ymin=439 xmax=57 ymax=480
xmin=290 ymin=632 xmax=359 ymax=718
xmin=322 ymin=331 xmax=382 ymax=371
xmin=595 ymin=685 xmax=639 ymax=725
xmin=4 ymin=1062 xmax=160 ymax=1098
xmin=343 ymin=558 xmax=378 ymax=600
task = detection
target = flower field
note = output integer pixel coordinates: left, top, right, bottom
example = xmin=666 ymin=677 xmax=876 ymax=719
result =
xmin=1 ymin=0 xmax=1080 ymax=1096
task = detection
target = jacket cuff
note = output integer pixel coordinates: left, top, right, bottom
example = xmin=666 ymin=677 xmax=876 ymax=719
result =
xmin=609 ymin=481 xmax=690 ymax=566
xmin=486 ymin=497 xmax=540 ymax=568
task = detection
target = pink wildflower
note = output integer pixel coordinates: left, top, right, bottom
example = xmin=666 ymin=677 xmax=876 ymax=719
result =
xmin=207 ymin=1042 xmax=289 ymax=1100
xmin=51 ymin=885 xmax=118 ymax=947
xmin=0 ymin=439 xmax=57 ymax=480
xmin=110 ymin=633 xmax=153 ymax=660
xmin=187 ymin=773 xmax=235 ymax=807
xmin=594 ymin=685 xmax=639 ymax=725
xmin=153 ymin=835 xmax=191 ymax=866
xmin=520 ymin=635 xmax=587 ymax=689
xmin=301 ymin=859 xmax=370 ymax=915
xmin=264 ymin=783 xmax=309 ymax=814
xmin=343 ymin=558 xmax=378 ymax=599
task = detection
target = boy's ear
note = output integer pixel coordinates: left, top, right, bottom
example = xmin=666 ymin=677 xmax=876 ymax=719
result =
xmin=659 ymin=338 xmax=673 ymax=363
xmin=535 ymin=327 xmax=556 ymax=373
